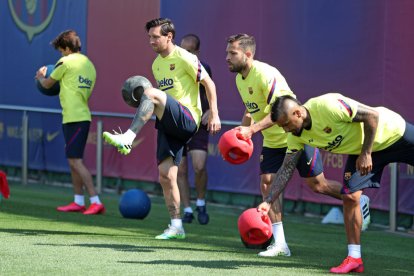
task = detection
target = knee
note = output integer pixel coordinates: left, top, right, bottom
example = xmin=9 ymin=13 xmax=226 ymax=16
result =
xmin=191 ymin=156 xmax=206 ymax=175
xmin=68 ymin=159 xmax=81 ymax=171
xmin=342 ymin=193 xmax=359 ymax=205
xmin=306 ymin=178 xmax=325 ymax=194
xmin=193 ymin=165 xmax=206 ymax=176
xmin=158 ymin=174 xmax=169 ymax=185
xmin=260 ymin=178 xmax=272 ymax=196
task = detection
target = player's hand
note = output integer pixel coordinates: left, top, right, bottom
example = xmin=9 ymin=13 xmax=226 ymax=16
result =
xmin=207 ymin=112 xmax=221 ymax=135
xmin=257 ymin=201 xmax=271 ymax=216
xmin=356 ymin=152 xmax=372 ymax=176
xmin=35 ymin=66 xmax=47 ymax=80
xmin=234 ymin=126 xmax=253 ymax=140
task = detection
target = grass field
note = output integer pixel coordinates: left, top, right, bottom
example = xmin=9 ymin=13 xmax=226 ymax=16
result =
xmin=0 ymin=183 xmax=413 ymax=275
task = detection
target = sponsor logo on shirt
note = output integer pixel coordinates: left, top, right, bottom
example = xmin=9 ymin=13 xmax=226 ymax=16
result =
xmin=78 ymin=76 xmax=93 ymax=89
xmin=245 ymin=101 xmax=260 ymax=114
xmin=158 ymin=78 xmax=174 ymax=91
xmin=324 ymin=135 xmax=344 ymax=151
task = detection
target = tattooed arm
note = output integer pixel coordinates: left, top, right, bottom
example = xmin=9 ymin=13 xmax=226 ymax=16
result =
xmin=129 ymin=93 xmax=155 ymax=134
xmin=352 ymin=104 xmax=379 ymax=175
xmin=257 ymin=150 xmax=303 ymax=215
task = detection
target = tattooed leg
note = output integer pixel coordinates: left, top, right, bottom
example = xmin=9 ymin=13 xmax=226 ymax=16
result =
xmin=129 ymin=92 xmax=155 ymax=134
xmin=159 ymin=157 xmax=181 ymax=219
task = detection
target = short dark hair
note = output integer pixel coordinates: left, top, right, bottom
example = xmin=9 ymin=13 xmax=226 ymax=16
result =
xmin=270 ymin=95 xmax=301 ymax=122
xmin=145 ymin=18 xmax=175 ymax=39
xmin=51 ymin=30 xmax=81 ymax=52
xmin=181 ymin=33 xmax=200 ymax=50
xmin=227 ymin=33 xmax=256 ymax=55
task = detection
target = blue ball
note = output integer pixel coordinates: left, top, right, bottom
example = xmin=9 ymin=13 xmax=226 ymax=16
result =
xmin=119 ymin=189 xmax=151 ymax=219
xmin=36 ymin=64 xmax=60 ymax=96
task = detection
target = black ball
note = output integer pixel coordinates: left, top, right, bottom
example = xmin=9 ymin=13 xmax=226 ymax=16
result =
xmin=241 ymin=235 xmax=273 ymax=249
xmin=36 ymin=64 xmax=60 ymax=96
xmin=121 ymin=76 xmax=153 ymax=108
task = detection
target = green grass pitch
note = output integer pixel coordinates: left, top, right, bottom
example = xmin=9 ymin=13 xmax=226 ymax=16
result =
xmin=0 ymin=183 xmax=413 ymax=275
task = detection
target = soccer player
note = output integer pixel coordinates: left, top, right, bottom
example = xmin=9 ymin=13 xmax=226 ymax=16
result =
xmin=103 ymin=18 xmax=221 ymax=239
xmin=35 ymin=30 xmax=105 ymax=215
xmin=178 ymin=34 xmax=212 ymax=225
xmin=225 ymin=34 xmax=370 ymax=257
xmin=258 ymin=93 xmax=414 ymax=273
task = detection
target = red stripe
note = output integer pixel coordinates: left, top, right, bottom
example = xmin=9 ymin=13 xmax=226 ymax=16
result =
xmin=338 ymin=99 xmax=353 ymax=117
xmin=66 ymin=127 xmax=81 ymax=148
xmin=178 ymin=102 xmax=194 ymax=121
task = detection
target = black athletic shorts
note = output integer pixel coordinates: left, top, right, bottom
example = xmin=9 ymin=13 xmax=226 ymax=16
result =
xmin=62 ymin=121 xmax=90 ymax=158
xmin=260 ymin=145 xmax=323 ymax=177
xmin=342 ymin=122 xmax=414 ymax=194
xmin=155 ymin=94 xmax=198 ymax=165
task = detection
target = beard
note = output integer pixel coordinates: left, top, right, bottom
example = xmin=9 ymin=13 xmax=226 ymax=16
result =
xmin=228 ymin=63 xmax=246 ymax=73
xmin=151 ymin=44 xmax=165 ymax=54
xmin=228 ymin=57 xmax=247 ymax=73
xmin=292 ymin=127 xmax=304 ymax=137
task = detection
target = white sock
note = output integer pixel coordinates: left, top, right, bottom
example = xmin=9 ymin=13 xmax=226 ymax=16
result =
xmin=184 ymin=207 xmax=193 ymax=213
xmin=196 ymin=199 xmax=205 ymax=207
xmin=348 ymin=244 xmax=361 ymax=258
xmin=124 ymin=129 xmax=136 ymax=142
xmin=90 ymin=195 xmax=101 ymax=205
xmin=74 ymin=195 xmax=85 ymax=206
xmin=171 ymin=219 xmax=183 ymax=229
xmin=272 ymin=222 xmax=287 ymax=245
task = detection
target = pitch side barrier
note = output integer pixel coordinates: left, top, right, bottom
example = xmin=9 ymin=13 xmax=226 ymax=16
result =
xmin=0 ymin=104 xmax=402 ymax=232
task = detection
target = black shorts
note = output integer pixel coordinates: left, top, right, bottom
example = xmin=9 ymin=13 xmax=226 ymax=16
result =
xmin=183 ymin=125 xmax=209 ymax=156
xmin=260 ymin=145 xmax=323 ymax=177
xmin=156 ymin=94 xmax=198 ymax=165
xmin=342 ymin=122 xmax=414 ymax=194
xmin=62 ymin=121 xmax=90 ymax=159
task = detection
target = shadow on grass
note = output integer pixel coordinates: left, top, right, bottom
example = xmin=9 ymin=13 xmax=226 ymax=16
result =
xmin=33 ymin=242 xmax=242 ymax=254
xmin=0 ymin=184 xmax=246 ymax=250
xmin=0 ymin=228 xmax=112 ymax=236
xmin=118 ymin=259 xmax=313 ymax=270
xmin=34 ymin=243 xmax=156 ymax=253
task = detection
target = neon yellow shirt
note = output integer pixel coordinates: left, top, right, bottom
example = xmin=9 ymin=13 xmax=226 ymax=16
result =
xmin=51 ymin=53 xmax=96 ymax=123
xmin=236 ymin=60 xmax=295 ymax=148
xmin=287 ymin=93 xmax=406 ymax=154
xmin=152 ymin=46 xmax=207 ymax=125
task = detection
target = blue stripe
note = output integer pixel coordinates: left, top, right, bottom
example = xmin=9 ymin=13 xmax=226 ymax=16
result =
xmin=161 ymin=86 xmax=174 ymax=91
xmin=338 ymin=99 xmax=353 ymax=117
